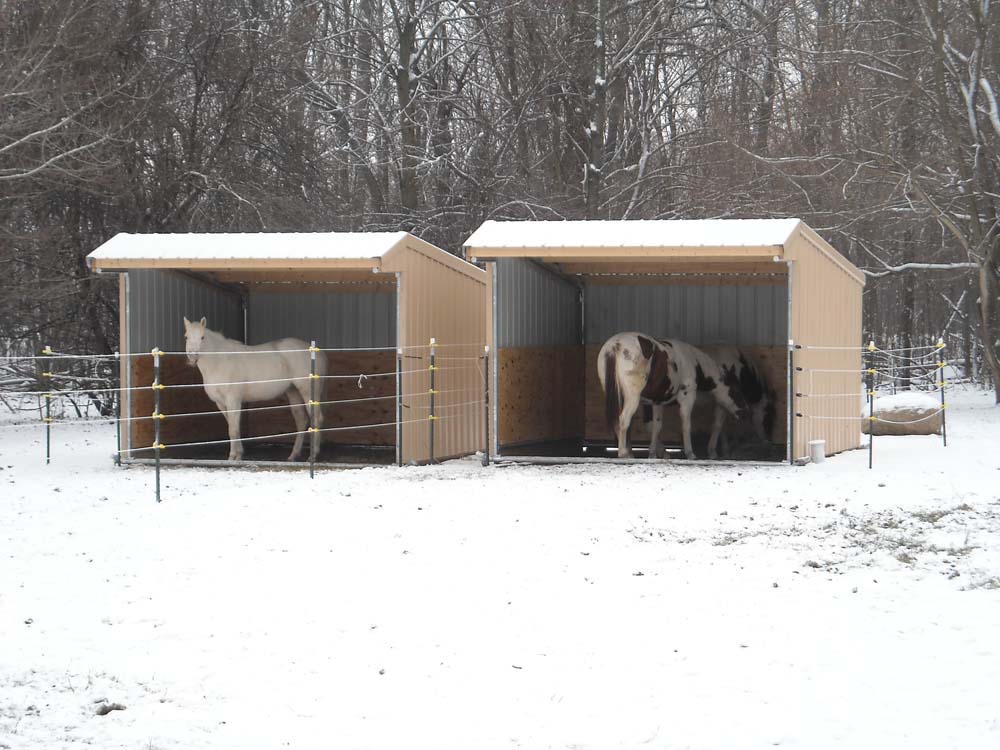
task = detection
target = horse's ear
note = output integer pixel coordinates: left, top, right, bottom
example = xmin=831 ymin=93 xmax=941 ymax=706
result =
xmin=183 ymin=316 xmax=190 ymax=330
xmin=199 ymin=316 xmax=207 ymax=327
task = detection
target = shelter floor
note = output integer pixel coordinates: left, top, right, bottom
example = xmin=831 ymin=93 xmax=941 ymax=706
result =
xmin=500 ymin=435 xmax=785 ymax=462
xmin=126 ymin=441 xmax=395 ymax=466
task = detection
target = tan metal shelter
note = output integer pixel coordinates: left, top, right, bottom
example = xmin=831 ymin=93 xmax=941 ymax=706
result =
xmin=465 ymin=219 xmax=866 ymax=463
xmin=88 ymin=231 xmax=487 ymax=465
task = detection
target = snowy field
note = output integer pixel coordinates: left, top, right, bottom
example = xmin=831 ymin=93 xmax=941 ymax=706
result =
xmin=2 ymin=389 xmax=1000 ymax=749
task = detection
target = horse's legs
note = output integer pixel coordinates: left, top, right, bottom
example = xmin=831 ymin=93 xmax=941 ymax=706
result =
xmin=751 ymin=402 xmax=767 ymax=442
xmin=676 ymin=393 xmax=696 ymax=460
xmin=310 ymin=383 xmax=323 ymax=462
xmin=285 ymin=387 xmax=308 ymax=461
xmin=220 ymin=395 xmax=244 ymax=461
xmin=292 ymin=379 xmax=323 ymax=461
xmin=708 ymin=404 xmax=728 ymax=459
xmin=617 ymin=390 xmax=641 ymax=458
xmin=649 ymin=403 xmax=666 ymax=459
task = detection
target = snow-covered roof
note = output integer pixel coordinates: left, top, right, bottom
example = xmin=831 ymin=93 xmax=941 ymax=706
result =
xmin=464 ymin=218 xmax=802 ymax=251
xmin=88 ymin=231 xmax=410 ymax=266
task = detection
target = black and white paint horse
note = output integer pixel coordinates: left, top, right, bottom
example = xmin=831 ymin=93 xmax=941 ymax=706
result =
xmin=598 ymin=332 xmax=747 ymax=459
xmin=698 ymin=344 xmax=776 ymax=458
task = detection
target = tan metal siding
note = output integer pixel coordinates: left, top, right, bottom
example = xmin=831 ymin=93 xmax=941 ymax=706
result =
xmin=386 ymin=243 xmax=487 ymax=463
xmin=788 ymin=230 xmax=865 ymax=459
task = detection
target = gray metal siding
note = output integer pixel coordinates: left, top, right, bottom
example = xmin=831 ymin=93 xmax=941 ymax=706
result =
xmin=496 ymin=259 xmax=579 ymax=347
xmin=128 ymin=269 xmax=243 ymax=353
xmin=584 ymin=282 xmax=786 ymax=346
xmin=247 ymin=290 xmax=396 ymax=348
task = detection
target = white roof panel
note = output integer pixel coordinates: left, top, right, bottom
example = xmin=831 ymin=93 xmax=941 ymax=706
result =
xmin=464 ymin=219 xmax=802 ymax=250
xmin=88 ymin=231 xmax=410 ymax=263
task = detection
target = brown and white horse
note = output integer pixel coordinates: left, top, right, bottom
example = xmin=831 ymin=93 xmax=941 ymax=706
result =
xmin=597 ymin=332 xmax=747 ymax=459
xmin=700 ymin=344 xmax=776 ymax=457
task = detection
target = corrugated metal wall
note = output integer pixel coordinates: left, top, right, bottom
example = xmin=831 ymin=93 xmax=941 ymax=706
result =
xmin=584 ymin=282 xmax=786 ymax=346
xmin=789 ymin=229 xmax=864 ymax=459
xmin=247 ymin=290 xmax=396 ymax=348
xmin=127 ymin=269 xmax=243 ymax=353
xmin=496 ymin=259 xmax=580 ymax=347
xmin=388 ymin=243 xmax=488 ymax=463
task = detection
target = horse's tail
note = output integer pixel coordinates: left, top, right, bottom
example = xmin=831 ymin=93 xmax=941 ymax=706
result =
xmin=604 ymin=351 xmax=621 ymax=435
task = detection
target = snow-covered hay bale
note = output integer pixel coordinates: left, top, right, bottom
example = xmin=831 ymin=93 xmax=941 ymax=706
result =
xmin=862 ymin=392 xmax=943 ymax=436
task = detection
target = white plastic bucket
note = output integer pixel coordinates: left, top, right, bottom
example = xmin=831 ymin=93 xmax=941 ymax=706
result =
xmin=808 ymin=439 xmax=826 ymax=464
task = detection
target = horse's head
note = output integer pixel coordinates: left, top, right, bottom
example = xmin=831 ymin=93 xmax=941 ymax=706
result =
xmin=183 ymin=316 xmax=208 ymax=366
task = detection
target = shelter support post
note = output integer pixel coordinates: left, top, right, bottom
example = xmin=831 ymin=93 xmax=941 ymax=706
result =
xmin=482 ymin=345 xmax=491 ymax=467
xmin=396 ymin=348 xmax=403 ymax=467
xmin=429 ymin=338 xmax=437 ymax=464
xmin=787 ymin=341 xmax=794 ymax=465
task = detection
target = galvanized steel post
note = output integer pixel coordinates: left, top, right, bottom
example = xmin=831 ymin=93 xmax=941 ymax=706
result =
xmin=429 ymin=337 xmax=436 ymax=464
xmin=787 ymin=340 xmax=794 ymax=466
xmin=482 ymin=345 xmax=491 ymax=467
xmin=396 ymin=348 xmax=403 ymax=467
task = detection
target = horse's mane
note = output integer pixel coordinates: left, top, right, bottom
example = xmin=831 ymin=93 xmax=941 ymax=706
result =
xmin=201 ymin=326 xmax=245 ymax=352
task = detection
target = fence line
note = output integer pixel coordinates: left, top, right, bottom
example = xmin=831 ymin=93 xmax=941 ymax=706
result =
xmin=0 ymin=341 xmax=489 ymax=364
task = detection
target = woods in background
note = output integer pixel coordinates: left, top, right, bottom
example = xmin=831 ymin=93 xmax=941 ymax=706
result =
xmin=2 ymin=0 xmax=999 ymax=396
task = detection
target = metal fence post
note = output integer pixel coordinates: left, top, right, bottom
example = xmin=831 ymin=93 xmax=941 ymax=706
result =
xmin=114 ymin=350 xmax=122 ymax=467
xmin=482 ymin=345 xmax=491 ymax=467
xmin=152 ymin=347 xmax=163 ymax=503
xmin=309 ymin=341 xmax=317 ymax=479
xmin=937 ymin=338 xmax=947 ymax=447
xmin=429 ymin=337 xmax=436 ymax=464
xmin=866 ymin=340 xmax=876 ymax=469
xmin=41 ymin=345 xmax=53 ymax=464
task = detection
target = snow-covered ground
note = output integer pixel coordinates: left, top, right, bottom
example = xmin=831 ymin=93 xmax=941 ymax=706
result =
xmin=2 ymin=389 xmax=999 ymax=749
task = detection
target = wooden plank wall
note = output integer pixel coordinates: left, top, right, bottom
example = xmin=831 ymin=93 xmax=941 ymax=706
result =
xmin=497 ymin=346 xmax=584 ymax=445
xmin=130 ymin=354 xmax=227 ymax=451
xmin=583 ymin=344 xmax=788 ymax=445
xmin=129 ymin=352 xmax=395 ymax=453
xmin=245 ymin=351 xmax=395 ymax=446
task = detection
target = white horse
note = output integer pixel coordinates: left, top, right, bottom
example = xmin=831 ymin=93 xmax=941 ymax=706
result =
xmin=598 ymin=332 xmax=747 ymax=460
xmin=183 ymin=316 xmax=326 ymax=461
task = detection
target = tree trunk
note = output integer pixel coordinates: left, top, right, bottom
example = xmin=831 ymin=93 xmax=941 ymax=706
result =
xmin=585 ymin=0 xmax=607 ymax=219
xmin=396 ymin=2 xmax=420 ymax=213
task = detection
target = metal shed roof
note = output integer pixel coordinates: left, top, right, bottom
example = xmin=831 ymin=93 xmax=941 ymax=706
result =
xmin=87 ymin=231 xmax=486 ymax=283
xmin=465 ymin=218 xmax=864 ymax=285
xmin=465 ymin=218 xmax=802 ymax=251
